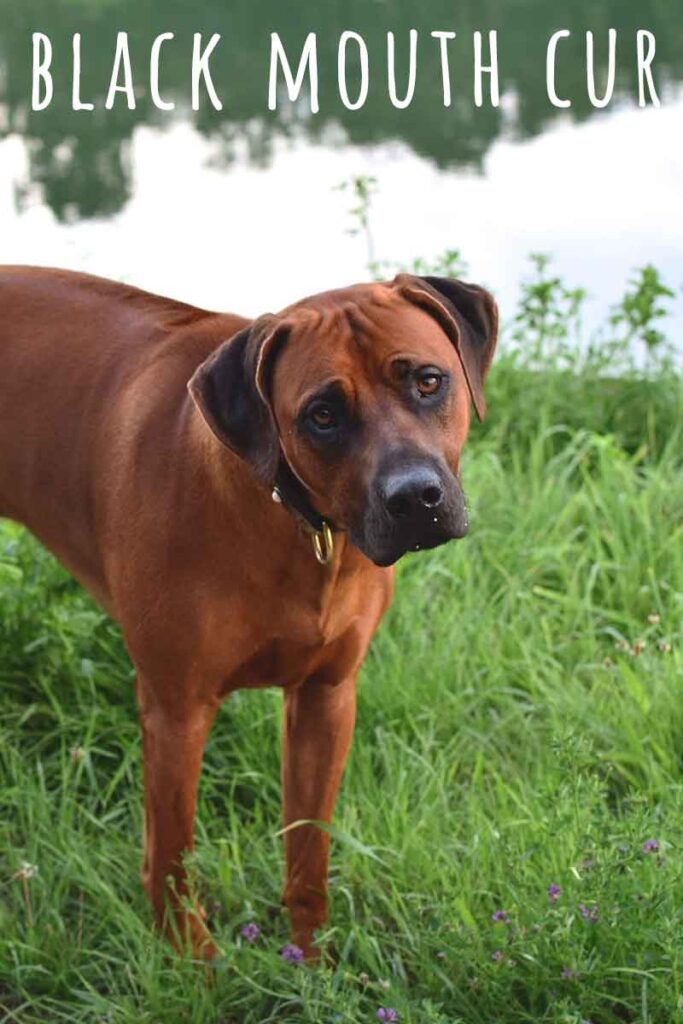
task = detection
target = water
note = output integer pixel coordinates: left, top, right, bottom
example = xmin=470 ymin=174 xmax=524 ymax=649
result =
xmin=1 ymin=0 xmax=681 ymax=342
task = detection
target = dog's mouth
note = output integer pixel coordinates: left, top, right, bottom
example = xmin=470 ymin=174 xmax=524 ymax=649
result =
xmin=346 ymin=457 xmax=469 ymax=567
xmin=351 ymin=514 xmax=469 ymax=568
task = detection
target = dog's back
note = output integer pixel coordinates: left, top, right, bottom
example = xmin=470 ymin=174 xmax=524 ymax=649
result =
xmin=0 ymin=266 xmax=243 ymax=605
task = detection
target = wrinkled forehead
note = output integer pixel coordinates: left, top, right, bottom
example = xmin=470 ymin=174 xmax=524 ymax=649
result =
xmin=273 ymin=285 xmax=459 ymax=402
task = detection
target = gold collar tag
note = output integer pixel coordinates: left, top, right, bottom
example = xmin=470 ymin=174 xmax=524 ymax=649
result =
xmin=311 ymin=521 xmax=334 ymax=565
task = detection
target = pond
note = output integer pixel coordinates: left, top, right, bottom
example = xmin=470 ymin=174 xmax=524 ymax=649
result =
xmin=1 ymin=0 xmax=681 ymax=343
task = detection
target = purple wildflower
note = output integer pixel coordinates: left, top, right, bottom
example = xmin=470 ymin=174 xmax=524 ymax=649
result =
xmin=280 ymin=942 xmax=304 ymax=964
xmin=376 ymin=1009 xmax=399 ymax=1023
xmin=491 ymin=949 xmax=503 ymax=962
xmin=240 ymin=921 xmax=260 ymax=943
xmin=547 ymin=883 xmax=561 ymax=903
xmin=642 ymin=839 xmax=660 ymax=854
xmin=578 ymin=902 xmax=599 ymax=923
xmin=562 ymin=966 xmax=581 ymax=980
xmin=491 ymin=909 xmax=511 ymax=924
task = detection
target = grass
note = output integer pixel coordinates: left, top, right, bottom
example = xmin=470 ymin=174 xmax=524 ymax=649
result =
xmin=1 ymin=258 xmax=682 ymax=1023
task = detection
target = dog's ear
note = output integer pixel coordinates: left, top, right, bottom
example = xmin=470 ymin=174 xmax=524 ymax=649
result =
xmin=187 ymin=317 xmax=288 ymax=483
xmin=393 ymin=274 xmax=498 ymax=420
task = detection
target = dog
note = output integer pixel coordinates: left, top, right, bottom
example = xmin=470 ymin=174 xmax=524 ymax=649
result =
xmin=0 ymin=266 xmax=497 ymax=958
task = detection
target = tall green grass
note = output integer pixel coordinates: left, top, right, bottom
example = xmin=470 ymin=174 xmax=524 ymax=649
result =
xmin=1 ymin=258 xmax=682 ymax=1023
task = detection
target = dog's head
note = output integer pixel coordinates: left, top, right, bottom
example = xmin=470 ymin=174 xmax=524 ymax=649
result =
xmin=189 ymin=275 xmax=498 ymax=567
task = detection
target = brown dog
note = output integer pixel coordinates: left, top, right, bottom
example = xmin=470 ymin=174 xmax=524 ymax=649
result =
xmin=0 ymin=266 xmax=497 ymax=958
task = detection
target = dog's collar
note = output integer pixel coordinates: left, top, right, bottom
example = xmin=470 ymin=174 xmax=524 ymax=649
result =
xmin=271 ymin=456 xmax=336 ymax=565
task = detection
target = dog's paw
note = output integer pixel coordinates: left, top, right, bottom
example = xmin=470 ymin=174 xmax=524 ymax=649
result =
xmin=165 ymin=905 xmax=221 ymax=961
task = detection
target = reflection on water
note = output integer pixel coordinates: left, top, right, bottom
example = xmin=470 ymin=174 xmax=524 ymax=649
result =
xmin=0 ymin=0 xmax=681 ymax=339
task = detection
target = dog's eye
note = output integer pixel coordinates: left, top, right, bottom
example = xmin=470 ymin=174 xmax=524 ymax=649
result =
xmin=416 ymin=369 xmax=443 ymax=397
xmin=308 ymin=402 xmax=337 ymax=430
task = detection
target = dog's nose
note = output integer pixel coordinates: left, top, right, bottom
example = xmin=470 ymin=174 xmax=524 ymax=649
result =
xmin=383 ymin=466 xmax=444 ymax=520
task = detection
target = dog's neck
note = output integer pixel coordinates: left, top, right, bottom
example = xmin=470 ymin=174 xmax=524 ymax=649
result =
xmin=272 ymin=456 xmax=331 ymax=535
xmin=271 ymin=455 xmax=338 ymax=565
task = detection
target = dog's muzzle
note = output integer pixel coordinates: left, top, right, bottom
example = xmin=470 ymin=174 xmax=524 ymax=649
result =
xmin=352 ymin=456 xmax=469 ymax=567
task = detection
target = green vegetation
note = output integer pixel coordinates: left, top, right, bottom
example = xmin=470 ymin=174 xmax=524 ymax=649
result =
xmin=1 ymin=254 xmax=681 ymax=1023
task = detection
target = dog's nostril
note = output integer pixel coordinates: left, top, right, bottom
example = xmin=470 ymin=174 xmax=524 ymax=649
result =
xmin=386 ymin=492 xmax=411 ymax=518
xmin=384 ymin=471 xmax=444 ymax=519
xmin=421 ymin=484 xmax=443 ymax=508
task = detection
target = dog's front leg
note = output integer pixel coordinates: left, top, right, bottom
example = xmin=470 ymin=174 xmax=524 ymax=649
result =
xmin=281 ymin=671 xmax=357 ymax=959
xmin=137 ymin=681 xmax=219 ymax=958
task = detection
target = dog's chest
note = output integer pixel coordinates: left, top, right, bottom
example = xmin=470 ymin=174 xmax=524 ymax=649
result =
xmin=218 ymin=573 xmax=384 ymax=693
xmin=201 ymin=541 xmax=392 ymax=695
xmin=222 ymin=624 xmax=361 ymax=692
